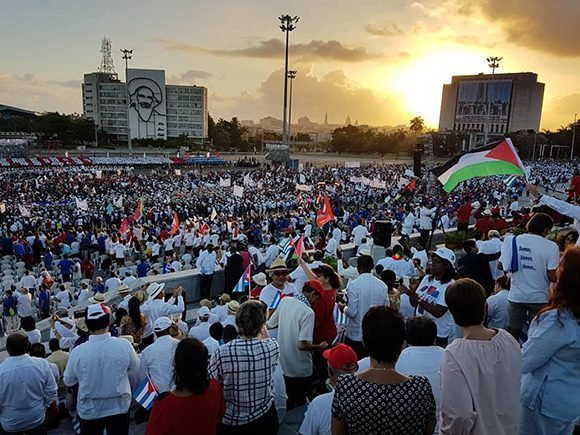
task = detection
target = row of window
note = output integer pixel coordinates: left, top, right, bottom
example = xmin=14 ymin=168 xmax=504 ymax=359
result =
xmin=454 ymin=123 xmax=507 ymax=133
xmin=167 ymin=122 xmax=203 ymax=129
xmin=166 ymin=87 xmax=204 ymax=95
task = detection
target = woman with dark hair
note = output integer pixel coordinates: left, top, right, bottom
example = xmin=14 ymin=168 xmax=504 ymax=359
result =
xmin=520 ymin=247 xmax=580 ymax=435
xmin=402 ymin=247 xmax=457 ymax=347
xmin=332 ymin=306 xmax=436 ymax=435
xmin=440 ymin=278 xmax=521 ymax=435
xmin=556 ymin=229 xmax=578 ymax=253
xmin=120 ymin=296 xmax=148 ymax=346
xmin=147 ymin=338 xmax=225 ymax=435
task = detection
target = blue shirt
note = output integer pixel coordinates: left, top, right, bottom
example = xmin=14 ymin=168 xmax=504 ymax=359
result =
xmin=0 ymin=355 xmax=57 ymax=432
xmin=43 ymin=252 xmax=53 ymax=268
xmin=58 ymin=259 xmax=73 ymax=275
xmin=137 ymin=262 xmax=150 ymax=278
xmin=94 ymin=283 xmax=105 ymax=294
xmin=521 ymin=309 xmax=580 ymax=422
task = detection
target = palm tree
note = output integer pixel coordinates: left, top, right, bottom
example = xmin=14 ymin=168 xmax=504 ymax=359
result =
xmin=409 ymin=116 xmax=425 ymax=134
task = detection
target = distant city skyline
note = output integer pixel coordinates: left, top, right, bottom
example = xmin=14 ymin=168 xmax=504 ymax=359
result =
xmin=1 ymin=0 xmax=580 ymax=130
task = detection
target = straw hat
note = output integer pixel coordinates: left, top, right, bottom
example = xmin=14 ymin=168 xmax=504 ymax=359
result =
xmin=252 ymin=272 xmax=267 ymax=287
xmin=266 ymin=258 xmax=290 ymax=273
xmin=227 ymin=300 xmax=240 ymax=315
xmin=88 ymin=293 xmax=106 ymax=304
xmin=146 ymin=282 xmax=165 ymax=299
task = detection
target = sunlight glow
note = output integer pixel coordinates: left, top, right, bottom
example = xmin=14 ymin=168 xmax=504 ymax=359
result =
xmin=390 ymin=49 xmax=486 ymax=127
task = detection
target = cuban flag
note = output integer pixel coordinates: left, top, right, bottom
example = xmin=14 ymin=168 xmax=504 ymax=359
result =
xmin=233 ymin=264 xmax=251 ymax=293
xmin=270 ymin=291 xmax=282 ymax=310
xmin=72 ymin=415 xmax=81 ymax=434
xmin=334 ymin=304 xmax=347 ymax=328
xmin=133 ymin=375 xmax=158 ymax=410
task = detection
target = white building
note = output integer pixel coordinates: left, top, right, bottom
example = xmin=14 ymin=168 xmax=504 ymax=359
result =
xmin=82 ymin=68 xmax=208 ymax=143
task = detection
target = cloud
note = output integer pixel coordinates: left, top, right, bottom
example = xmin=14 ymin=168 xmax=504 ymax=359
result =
xmin=158 ymin=38 xmax=386 ymax=63
xmin=167 ymin=70 xmax=213 ymax=84
xmin=457 ymin=0 xmax=580 ymax=57
xmin=0 ymin=73 xmax=80 ymax=113
xmin=365 ymin=22 xmax=404 ymax=37
xmin=210 ymin=68 xmax=407 ymax=127
xmin=542 ymin=93 xmax=580 ymax=130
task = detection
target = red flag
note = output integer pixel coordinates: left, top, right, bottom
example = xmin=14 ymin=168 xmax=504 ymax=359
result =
xmin=316 ymin=194 xmax=335 ymax=228
xmin=130 ymin=199 xmax=143 ymax=223
xmin=404 ymin=179 xmax=417 ymax=191
xmin=294 ymin=235 xmax=304 ymax=257
xmin=119 ymin=218 xmax=130 ymax=234
xmin=199 ymin=222 xmax=210 ymax=235
xmin=170 ymin=213 xmax=180 ymax=235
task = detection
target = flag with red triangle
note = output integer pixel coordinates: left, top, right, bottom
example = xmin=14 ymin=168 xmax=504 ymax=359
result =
xmin=199 ymin=222 xmax=210 ymax=235
xmin=433 ymin=138 xmax=526 ymax=193
xmin=404 ymin=179 xmax=417 ymax=191
xmin=316 ymin=194 xmax=335 ymax=228
xmin=170 ymin=212 xmax=180 ymax=235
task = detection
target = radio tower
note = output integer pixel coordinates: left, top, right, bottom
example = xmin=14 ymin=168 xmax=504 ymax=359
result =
xmin=98 ymin=37 xmax=117 ymax=78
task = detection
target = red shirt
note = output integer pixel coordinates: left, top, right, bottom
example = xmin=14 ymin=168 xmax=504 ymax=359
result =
xmin=146 ymin=379 xmax=225 ymax=435
xmin=308 ymin=280 xmax=337 ymax=344
xmin=475 ymin=217 xmax=493 ymax=238
xmin=457 ymin=203 xmax=472 ymax=224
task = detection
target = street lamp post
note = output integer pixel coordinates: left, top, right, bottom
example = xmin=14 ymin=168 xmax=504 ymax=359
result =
xmin=486 ymin=56 xmax=502 ymax=76
xmin=571 ymin=113 xmax=577 ymax=160
xmin=279 ymin=14 xmax=299 ymax=148
xmin=121 ymin=48 xmax=133 ymax=152
xmin=287 ymin=70 xmax=297 ymax=146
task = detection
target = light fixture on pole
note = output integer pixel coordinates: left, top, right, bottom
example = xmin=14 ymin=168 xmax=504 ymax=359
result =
xmin=287 ymin=70 xmax=297 ymax=145
xmin=571 ymin=112 xmax=578 ymax=160
xmin=486 ymin=56 xmax=502 ymax=75
xmin=121 ymin=48 xmax=133 ymax=152
xmin=279 ymin=14 xmax=299 ymax=148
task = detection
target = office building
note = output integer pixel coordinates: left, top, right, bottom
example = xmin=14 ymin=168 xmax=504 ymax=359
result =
xmin=82 ymin=68 xmax=208 ymax=143
xmin=438 ymin=72 xmax=544 ymax=149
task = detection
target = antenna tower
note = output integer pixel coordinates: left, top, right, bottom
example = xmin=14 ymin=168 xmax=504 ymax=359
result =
xmin=98 ymin=37 xmax=117 ymax=78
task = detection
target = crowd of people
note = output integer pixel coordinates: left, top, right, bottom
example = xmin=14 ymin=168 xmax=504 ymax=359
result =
xmin=0 ymin=157 xmax=579 ymax=435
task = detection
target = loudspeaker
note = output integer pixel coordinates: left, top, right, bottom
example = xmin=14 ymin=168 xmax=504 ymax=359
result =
xmin=373 ymin=220 xmax=393 ymax=248
xmin=413 ymin=151 xmax=422 ymax=178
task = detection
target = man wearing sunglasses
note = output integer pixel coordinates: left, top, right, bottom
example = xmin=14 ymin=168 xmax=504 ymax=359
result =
xmin=260 ymin=258 xmax=297 ymax=338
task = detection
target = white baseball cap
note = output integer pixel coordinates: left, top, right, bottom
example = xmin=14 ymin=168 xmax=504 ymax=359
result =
xmin=198 ymin=306 xmax=210 ymax=317
xmin=153 ymin=316 xmax=173 ymax=332
xmin=433 ymin=247 xmax=456 ymax=266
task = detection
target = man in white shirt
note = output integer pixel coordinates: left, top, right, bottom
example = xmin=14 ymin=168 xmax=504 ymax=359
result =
xmin=339 ymin=255 xmax=389 ymax=359
xmin=105 ymin=272 xmax=121 ymax=293
xmin=395 ymin=317 xmax=445 ymax=430
xmin=203 ymin=322 xmax=222 ymax=357
xmin=141 ymin=284 xmax=185 ymax=341
xmin=0 ymin=333 xmax=58 ymax=433
xmin=351 ymin=221 xmax=368 ymax=247
xmin=419 ymin=202 xmax=437 ymax=248
xmin=196 ymin=245 xmax=217 ymax=299
xmin=77 ymin=283 xmax=91 ymax=307
xmin=486 ymin=278 xmax=510 ymax=330
xmin=267 ymin=286 xmax=327 ymax=410
xmin=263 ymin=238 xmax=280 ymax=268
xmin=332 ymin=224 xmax=342 ymax=244
xmin=376 ymin=245 xmax=416 ymax=279
xmin=499 ymin=212 xmax=559 ymax=341
xmin=188 ymin=306 xmax=211 ymax=341
xmin=18 ymin=270 xmax=37 ymax=292
xmin=64 ymin=303 xmax=139 ymax=432
xmin=55 ymin=285 xmax=72 ymax=309
xmin=16 ymin=288 xmax=33 ymax=321
xmin=140 ymin=317 xmax=179 ymax=393
xmin=324 ymin=237 xmax=339 ymax=258
xmin=122 ymin=272 xmax=137 ymax=288
xmin=299 ymin=344 xmax=358 ymax=435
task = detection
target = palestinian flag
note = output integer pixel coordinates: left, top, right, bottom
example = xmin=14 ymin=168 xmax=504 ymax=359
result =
xmin=433 ymin=138 xmax=526 ymax=193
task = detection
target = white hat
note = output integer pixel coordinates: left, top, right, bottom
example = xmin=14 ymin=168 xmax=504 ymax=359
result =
xmin=153 ymin=316 xmax=173 ymax=332
xmin=88 ymin=293 xmax=106 ymax=304
xmin=433 ymin=247 xmax=456 ymax=266
xmin=252 ymin=273 xmax=267 ymax=287
xmin=146 ymin=282 xmax=165 ymax=299
xmin=471 ymin=201 xmax=481 ymax=209
xmin=198 ymin=306 xmax=210 ymax=317
xmin=86 ymin=303 xmax=111 ymax=320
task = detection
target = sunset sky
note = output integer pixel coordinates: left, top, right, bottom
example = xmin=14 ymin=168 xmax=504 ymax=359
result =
xmin=1 ymin=0 xmax=579 ymax=130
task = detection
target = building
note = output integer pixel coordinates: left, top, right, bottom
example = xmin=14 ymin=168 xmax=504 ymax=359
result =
xmin=438 ymin=72 xmax=544 ymax=149
xmin=0 ymin=104 xmax=37 ymax=121
xmin=82 ymin=68 xmax=208 ymax=143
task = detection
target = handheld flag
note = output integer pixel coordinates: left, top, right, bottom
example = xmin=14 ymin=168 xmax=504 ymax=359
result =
xmin=75 ymin=198 xmax=88 ymax=211
xmin=233 ymin=264 xmax=251 ymax=293
xmin=119 ymin=218 xmax=130 ymax=234
xmin=210 ymin=207 xmax=218 ymax=221
xmin=133 ymin=375 xmax=158 ymax=410
xmin=334 ymin=304 xmax=347 ymax=328
xmin=433 ymin=138 xmax=526 ymax=193
xmin=170 ymin=212 xmax=180 ymax=235
xmin=316 ymin=194 xmax=335 ymax=228
xmin=269 ymin=291 xmax=282 ymax=310
xmin=130 ymin=199 xmax=144 ymax=223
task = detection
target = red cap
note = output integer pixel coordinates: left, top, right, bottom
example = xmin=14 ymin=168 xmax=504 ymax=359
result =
xmin=322 ymin=343 xmax=358 ymax=370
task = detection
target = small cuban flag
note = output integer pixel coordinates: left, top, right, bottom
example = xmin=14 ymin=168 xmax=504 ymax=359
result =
xmin=133 ymin=375 xmax=158 ymax=410
xmin=270 ymin=291 xmax=282 ymax=310
xmin=72 ymin=415 xmax=81 ymax=434
xmin=334 ymin=304 xmax=347 ymax=328
xmin=233 ymin=264 xmax=251 ymax=293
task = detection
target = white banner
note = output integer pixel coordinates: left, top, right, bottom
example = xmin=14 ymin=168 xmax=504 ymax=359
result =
xmin=75 ymin=198 xmax=89 ymax=211
xmin=349 ymin=176 xmax=361 ymax=183
xmin=233 ymin=185 xmax=244 ymax=198
xmin=295 ymin=184 xmax=312 ymax=192
xmin=175 ymin=169 xmax=182 ymax=176
xmin=345 ymin=161 xmax=361 ymax=168
xmin=19 ymin=205 xmax=30 ymax=217
xmin=243 ymin=174 xmax=255 ymax=187
xmin=361 ymin=177 xmax=371 ymax=186
xmin=299 ymin=174 xmax=306 ymax=184
xmin=219 ymin=178 xmax=231 ymax=188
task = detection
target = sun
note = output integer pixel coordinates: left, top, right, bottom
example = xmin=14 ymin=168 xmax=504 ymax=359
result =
xmin=390 ymin=49 xmax=486 ymax=127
